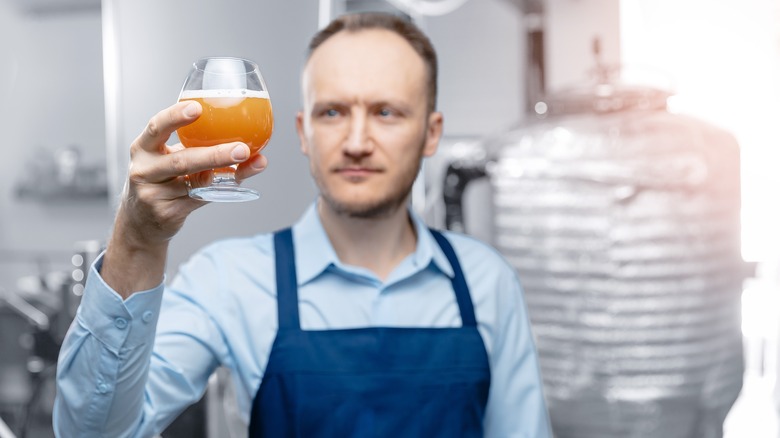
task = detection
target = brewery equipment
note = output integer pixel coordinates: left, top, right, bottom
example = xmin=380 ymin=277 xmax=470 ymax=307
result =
xmin=443 ymin=79 xmax=745 ymax=437
xmin=0 ymin=241 xmax=101 ymax=437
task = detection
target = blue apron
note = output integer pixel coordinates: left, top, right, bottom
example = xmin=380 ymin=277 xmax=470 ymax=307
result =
xmin=248 ymin=228 xmax=491 ymax=437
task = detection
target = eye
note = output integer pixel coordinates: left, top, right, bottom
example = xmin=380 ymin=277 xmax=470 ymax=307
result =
xmin=313 ymin=104 xmax=345 ymax=119
xmin=323 ymin=108 xmax=340 ymax=117
xmin=376 ymin=107 xmax=398 ymax=118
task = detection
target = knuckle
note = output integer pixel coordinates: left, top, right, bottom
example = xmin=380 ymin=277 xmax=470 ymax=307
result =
xmin=129 ymin=139 xmax=144 ymax=159
xmin=127 ymin=162 xmax=146 ymax=184
xmin=168 ymin=151 xmax=189 ymax=175
xmin=145 ymin=117 xmax=160 ymax=138
xmin=212 ymin=146 xmax=225 ymax=167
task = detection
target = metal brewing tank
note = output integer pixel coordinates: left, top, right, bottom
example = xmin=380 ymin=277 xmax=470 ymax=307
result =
xmin=444 ymin=84 xmax=745 ymax=438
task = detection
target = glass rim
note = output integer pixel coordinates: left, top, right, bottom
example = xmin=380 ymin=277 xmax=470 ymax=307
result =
xmin=192 ymin=56 xmax=260 ymax=75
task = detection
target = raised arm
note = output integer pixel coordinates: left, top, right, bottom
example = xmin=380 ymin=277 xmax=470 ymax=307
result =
xmin=54 ymin=101 xmax=267 ymax=437
xmin=104 ymin=100 xmax=267 ymax=298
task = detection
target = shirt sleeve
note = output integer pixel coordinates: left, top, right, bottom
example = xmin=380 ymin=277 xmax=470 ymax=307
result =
xmin=53 ymin=252 xmax=222 ymax=438
xmin=483 ymin=265 xmax=553 ymax=438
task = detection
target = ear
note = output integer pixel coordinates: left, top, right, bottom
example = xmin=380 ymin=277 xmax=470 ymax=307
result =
xmin=296 ymin=110 xmax=309 ymax=156
xmin=422 ymin=111 xmax=443 ymax=158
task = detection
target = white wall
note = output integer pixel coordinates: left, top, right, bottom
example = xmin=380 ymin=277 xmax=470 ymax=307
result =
xmin=425 ymin=0 xmax=525 ymax=136
xmin=0 ymin=4 xmax=111 ymax=287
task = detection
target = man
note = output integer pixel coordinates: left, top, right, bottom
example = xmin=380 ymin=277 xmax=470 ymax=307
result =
xmin=54 ymin=12 xmax=551 ymax=437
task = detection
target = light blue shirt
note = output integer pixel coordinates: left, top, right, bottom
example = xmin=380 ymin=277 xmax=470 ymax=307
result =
xmin=54 ymin=203 xmax=551 ymax=437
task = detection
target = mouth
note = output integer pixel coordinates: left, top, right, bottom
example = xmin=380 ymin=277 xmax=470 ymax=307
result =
xmin=333 ymin=166 xmax=382 ymax=179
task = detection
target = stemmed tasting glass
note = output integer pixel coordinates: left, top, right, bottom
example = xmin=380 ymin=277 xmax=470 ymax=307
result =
xmin=176 ymin=57 xmax=273 ymax=202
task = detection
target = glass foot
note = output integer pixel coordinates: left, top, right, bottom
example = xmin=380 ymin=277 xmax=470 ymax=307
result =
xmin=189 ymin=185 xmax=260 ymax=202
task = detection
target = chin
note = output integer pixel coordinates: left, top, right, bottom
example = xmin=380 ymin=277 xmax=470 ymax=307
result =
xmin=323 ymin=194 xmax=407 ymax=219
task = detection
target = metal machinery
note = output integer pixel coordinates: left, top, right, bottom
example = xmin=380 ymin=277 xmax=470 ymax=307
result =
xmin=442 ymin=77 xmax=746 ymax=437
xmin=0 ymin=241 xmax=100 ymax=437
xmin=0 ymin=240 xmax=210 ymax=437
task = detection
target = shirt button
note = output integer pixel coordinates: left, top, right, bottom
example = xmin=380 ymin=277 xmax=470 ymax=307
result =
xmin=114 ymin=317 xmax=128 ymax=330
xmin=97 ymin=383 xmax=110 ymax=394
xmin=142 ymin=311 xmax=153 ymax=324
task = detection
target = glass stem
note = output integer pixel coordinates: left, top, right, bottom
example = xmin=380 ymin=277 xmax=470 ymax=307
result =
xmin=212 ymin=165 xmax=239 ymax=186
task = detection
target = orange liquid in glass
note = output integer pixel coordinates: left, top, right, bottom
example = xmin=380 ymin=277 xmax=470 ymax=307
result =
xmin=177 ymin=90 xmax=273 ymax=158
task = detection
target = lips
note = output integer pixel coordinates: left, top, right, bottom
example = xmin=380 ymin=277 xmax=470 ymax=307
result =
xmin=335 ymin=167 xmax=382 ymax=179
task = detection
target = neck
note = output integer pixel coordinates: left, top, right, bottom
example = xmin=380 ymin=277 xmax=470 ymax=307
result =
xmin=317 ymin=198 xmax=417 ymax=281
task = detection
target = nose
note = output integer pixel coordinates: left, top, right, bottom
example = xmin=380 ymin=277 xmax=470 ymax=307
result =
xmin=343 ymin=109 xmax=373 ymax=157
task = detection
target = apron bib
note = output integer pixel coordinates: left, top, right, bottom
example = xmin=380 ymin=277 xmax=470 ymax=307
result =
xmin=249 ymin=228 xmax=491 ymax=437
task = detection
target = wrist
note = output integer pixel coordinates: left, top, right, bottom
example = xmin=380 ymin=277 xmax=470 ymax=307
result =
xmin=102 ymin=212 xmax=170 ymax=299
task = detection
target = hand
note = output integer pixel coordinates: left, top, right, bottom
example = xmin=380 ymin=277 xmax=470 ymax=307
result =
xmin=102 ymin=101 xmax=268 ymax=297
xmin=120 ymin=100 xmax=268 ymax=248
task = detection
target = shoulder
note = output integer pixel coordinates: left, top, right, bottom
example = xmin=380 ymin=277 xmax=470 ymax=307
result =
xmin=171 ymin=232 xmax=277 ymax=296
xmin=433 ymin=229 xmax=518 ymax=281
xmin=166 ymin=232 xmax=279 ymax=325
xmin=435 ymin=230 xmax=531 ymax=359
xmin=195 ymin=232 xmax=275 ymax=264
xmin=433 ymin=229 xmax=526 ymax=317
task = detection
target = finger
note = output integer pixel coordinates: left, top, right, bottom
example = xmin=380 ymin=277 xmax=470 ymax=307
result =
xmin=235 ymin=153 xmax=268 ymax=182
xmin=134 ymin=101 xmax=202 ymax=154
xmin=166 ymin=143 xmax=185 ymax=153
xmin=186 ymin=170 xmax=215 ymax=190
xmin=157 ymin=175 xmax=199 ymax=199
xmin=143 ymin=142 xmax=250 ymax=182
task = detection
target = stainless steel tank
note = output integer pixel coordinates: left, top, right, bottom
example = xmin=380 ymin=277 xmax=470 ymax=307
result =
xmin=443 ymin=83 xmax=745 ymax=438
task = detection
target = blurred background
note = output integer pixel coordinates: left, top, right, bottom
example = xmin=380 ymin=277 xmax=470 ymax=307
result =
xmin=0 ymin=0 xmax=778 ymax=437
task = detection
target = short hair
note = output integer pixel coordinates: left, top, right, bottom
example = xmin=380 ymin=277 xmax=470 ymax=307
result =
xmin=307 ymin=12 xmax=438 ymax=113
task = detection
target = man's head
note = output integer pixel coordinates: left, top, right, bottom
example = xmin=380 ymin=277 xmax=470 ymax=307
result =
xmin=297 ymin=13 xmax=443 ymax=219
xmin=308 ymin=12 xmax=438 ymax=114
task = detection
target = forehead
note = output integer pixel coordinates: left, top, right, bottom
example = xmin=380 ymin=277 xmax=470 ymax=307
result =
xmin=302 ymin=29 xmax=427 ymax=102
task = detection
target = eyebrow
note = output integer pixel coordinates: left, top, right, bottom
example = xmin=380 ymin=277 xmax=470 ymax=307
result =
xmin=311 ymin=99 xmax=414 ymax=114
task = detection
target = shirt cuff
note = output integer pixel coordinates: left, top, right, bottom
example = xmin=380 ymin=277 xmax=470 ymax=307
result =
xmin=76 ymin=251 xmax=165 ymax=353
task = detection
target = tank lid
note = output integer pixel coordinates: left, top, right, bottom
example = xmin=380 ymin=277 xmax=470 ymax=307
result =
xmin=533 ymin=83 xmax=671 ymax=117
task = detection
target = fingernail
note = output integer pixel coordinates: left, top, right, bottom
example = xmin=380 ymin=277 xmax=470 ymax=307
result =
xmin=183 ymin=102 xmax=199 ymax=118
xmin=251 ymin=154 xmax=266 ymax=170
xmin=231 ymin=144 xmax=249 ymax=161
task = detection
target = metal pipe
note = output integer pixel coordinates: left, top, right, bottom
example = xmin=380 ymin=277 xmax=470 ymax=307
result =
xmin=0 ymin=414 xmax=16 ymax=438
xmin=102 ymin=0 xmax=124 ymax=206
xmin=319 ymin=0 xmax=333 ymax=29
xmin=0 ymin=292 xmax=49 ymax=332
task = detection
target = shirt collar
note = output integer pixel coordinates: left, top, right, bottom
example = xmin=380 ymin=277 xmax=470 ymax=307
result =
xmin=291 ymin=202 xmax=455 ymax=286
xmin=409 ymin=207 xmax=455 ymax=279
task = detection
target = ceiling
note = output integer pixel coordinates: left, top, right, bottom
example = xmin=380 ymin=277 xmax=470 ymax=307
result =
xmin=7 ymin=0 xmax=100 ymax=15
xmin=6 ymin=0 xmax=543 ymax=16
xmin=507 ymin=0 xmax=544 ymax=14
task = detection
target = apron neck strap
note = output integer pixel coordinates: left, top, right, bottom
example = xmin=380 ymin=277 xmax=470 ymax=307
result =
xmin=429 ymin=229 xmax=478 ymax=327
xmin=273 ymin=228 xmax=300 ymax=329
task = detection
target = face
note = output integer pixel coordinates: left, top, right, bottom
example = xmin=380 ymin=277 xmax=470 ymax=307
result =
xmin=297 ymin=29 xmax=443 ymax=219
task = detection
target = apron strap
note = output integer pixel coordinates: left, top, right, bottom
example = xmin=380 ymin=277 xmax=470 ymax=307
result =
xmin=273 ymin=228 xmax=300 ymax=330
xmin=429 ymin=229 xmax=478 ymax=327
